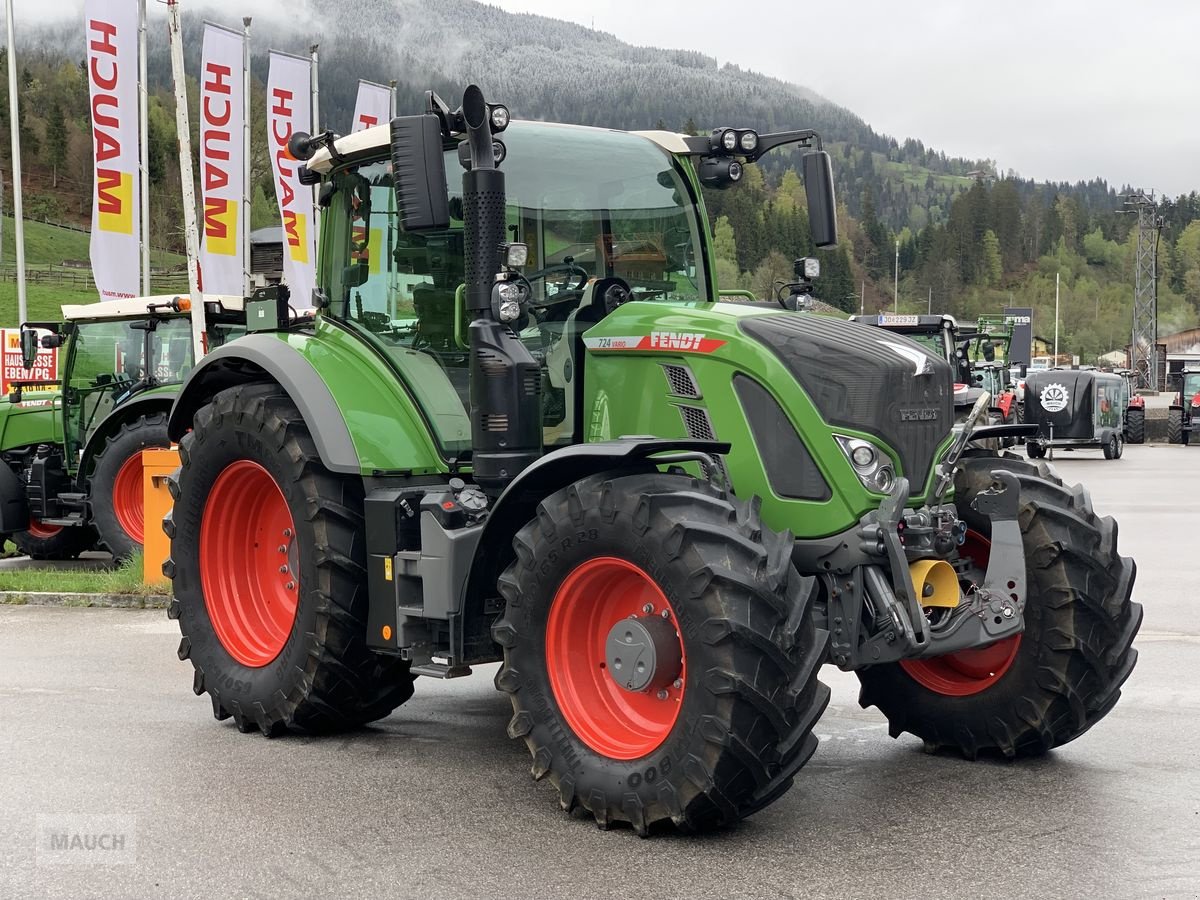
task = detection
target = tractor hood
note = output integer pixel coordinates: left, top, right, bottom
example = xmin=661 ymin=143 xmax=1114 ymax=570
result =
xmin=738 ymin=314 xmax=953 ymax=498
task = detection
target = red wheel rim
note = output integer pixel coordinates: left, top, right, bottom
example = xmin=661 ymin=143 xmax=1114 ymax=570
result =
xmin=26 ymin=519 xmax=63 ymax=539
xmin=200 ymin=460 xmax=299 ymax=668
xmin=545 ymin=557 xmax=686 ymax=760
xmin=899 ymin=530 xmax=1022 ymax=697
xmin=112 ymin=453 xmax=146 ymax=543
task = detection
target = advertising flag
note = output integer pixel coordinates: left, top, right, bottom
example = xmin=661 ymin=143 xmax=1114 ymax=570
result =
xmin=198 ymin=22 xmax=246 ymax=296
xmin=84 ymin=0 xmax=141 ymax=300
xmin=267 ymin=51 xmax=316 ymax=307
xmin=351 ymin=80 xmax=392 ymax=132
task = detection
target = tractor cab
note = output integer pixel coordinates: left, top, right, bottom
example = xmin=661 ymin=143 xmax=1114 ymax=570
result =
xmin=1024 ymin=368 xmax=1129 ymax=459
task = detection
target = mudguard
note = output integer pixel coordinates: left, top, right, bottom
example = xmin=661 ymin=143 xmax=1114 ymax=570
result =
xmin=167 ymin=333 xmax=360 ymax=474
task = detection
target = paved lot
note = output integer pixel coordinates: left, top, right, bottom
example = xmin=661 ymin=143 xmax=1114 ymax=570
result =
xmin=0 ymin=444 xmax=1196 ymax=899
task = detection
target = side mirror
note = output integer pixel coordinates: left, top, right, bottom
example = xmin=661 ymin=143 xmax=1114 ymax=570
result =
xmin=343 ymin=262 xmax=369 ymax=289
xmin=389 ymin=114 xmax=450 ymax=231
xmin=19 ymin=328 xmax=38 ymax=370
xmin=802 ymin=150 xmax=838 ymax=248
xmin=982 ymin=339 xmax=996 ymax=362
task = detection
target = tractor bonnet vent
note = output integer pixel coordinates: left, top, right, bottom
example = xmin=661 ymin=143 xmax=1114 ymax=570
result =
xmin=478 ymin=351 xmax=506 ymax=377
xmin=662 ymin=364 xmax=701 ymax=399
xmin=481 ymin=414 xmax=509 ymax=432
xmin=678 ymin=404 xmax=728 ymax=485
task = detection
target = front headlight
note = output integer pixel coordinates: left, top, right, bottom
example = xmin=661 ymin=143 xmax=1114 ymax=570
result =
xmin=836 ymin=435 xmax=896 ymax=494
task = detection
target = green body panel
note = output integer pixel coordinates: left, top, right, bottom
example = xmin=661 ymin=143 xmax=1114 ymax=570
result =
xmin=0 ymin=392 xmax=62 ymax=453
xmin=267 ymin=323 xmax=450 ymax=476
xmin=580 ymin=300 xmax=947 ymax=538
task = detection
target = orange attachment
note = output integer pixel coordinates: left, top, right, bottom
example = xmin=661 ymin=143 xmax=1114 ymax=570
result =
xmin=142 ymin=448 xmax=181 ymax=586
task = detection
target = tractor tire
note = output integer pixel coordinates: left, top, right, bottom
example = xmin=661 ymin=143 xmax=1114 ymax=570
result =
xmin=856 ymin=455 xmax=1140 ymax=759
xmin=89 ymin=412 xmax=170 ymax=560
xmin=164 ymin=383 xmax=415 ymax=735
xmin=13 ymin=521 xmax=98 ymax=560
xmin=493 ymin=471 xmax=830 ymax=834
xmin=1125 ymin=407 xmax=1145 ymax=444
xmin=1167 ymin=409 xmax=1183 ymax=444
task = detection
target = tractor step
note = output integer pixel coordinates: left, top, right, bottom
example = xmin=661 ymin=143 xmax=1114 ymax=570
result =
xmin=409 ymin=661 xmax=473 ymax=679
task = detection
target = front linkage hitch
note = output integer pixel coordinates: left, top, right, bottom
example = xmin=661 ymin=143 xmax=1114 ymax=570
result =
xmin=814 ymin=394 xmax=1027 ymax=670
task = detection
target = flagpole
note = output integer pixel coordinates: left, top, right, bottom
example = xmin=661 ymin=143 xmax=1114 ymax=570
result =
xmin=309 ymin=43 xmax=319 ymax=261
xmin=137 ymin=0 xmax=150 ymax=296
xmin=4 ymin=0 xmax=27 ymax=324
xmin=389 ymin=78 xmax=397 ymax=120
xmin=167 ymin=0 xmax=206 ymax=352
xmin=242 ymin=16 xmax=252 ymax=297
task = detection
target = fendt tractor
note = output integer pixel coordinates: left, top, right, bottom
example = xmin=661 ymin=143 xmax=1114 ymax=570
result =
xmin=0 ymin=295 xmax=244 ymax=559
xmin=162 ymin=87 xmax=1141 ymax=834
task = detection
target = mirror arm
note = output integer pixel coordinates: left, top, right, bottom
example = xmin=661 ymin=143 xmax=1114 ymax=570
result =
xmin=680 ymin=128 xmax=821 ymax=161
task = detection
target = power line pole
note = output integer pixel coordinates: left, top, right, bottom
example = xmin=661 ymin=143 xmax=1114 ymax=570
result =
xmin=1124 ymin=191 xmax=1163 ymax=390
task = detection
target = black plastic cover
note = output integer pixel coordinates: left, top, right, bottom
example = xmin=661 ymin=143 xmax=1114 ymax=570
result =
xmin=740 ymin=314 xmax=952 ymax=498
xmin=733 ymin=374 xmax=831 ymax=501
xmin=389 ymin=114 xmax=450 ymax=231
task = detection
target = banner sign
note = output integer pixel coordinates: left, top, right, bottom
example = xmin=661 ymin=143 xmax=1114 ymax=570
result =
xmin=1 ymin=329 xmax=59 ymax=395
xmin=352 ymin=80 xmax=391 ymax=132
xmin=84 ymin=0 xmax=141 ymax=300
xmin=266 ymin=51 xmax=316 ymax=308
xmin=198 ymin=22 xmax=246 ymax=296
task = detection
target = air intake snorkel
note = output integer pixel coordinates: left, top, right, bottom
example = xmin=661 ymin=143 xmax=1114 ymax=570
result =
xmin=459 ymin=85 xmax=542 ymax=495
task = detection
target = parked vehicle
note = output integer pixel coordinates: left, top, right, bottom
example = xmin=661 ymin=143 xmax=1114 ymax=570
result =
xmin=1167 ymin=369 xmax=1200 ymax=445
xmin=1113 ymin=368 xmax=1146 ymax=444
xmin=162 ymin=86 xmax=1140 ymax=833
xmin=0 ymin=295 xmax=244 ymax=559
xmin=1023 ymin=369 xmax=1130 ymax=459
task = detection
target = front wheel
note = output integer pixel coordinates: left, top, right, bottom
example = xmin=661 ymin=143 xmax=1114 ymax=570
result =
xmin=13 ymin=520 xmax=98 ymax=560
xmin=165 ymin=383 xmax=415 ymax=735
xmin=493 ymin=471 xmax=830 ymax=833
xmin=856 ymin=456 xmax=1140 ymax=758
xmin=1167 ymin=409 xmax=1183 ymax=444
xmin=1125 ymin=406 xmax=1145 ymax=444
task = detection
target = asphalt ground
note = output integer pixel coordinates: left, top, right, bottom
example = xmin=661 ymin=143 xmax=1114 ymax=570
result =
xmin=0 ymin=444 xmax=1196 ymax=899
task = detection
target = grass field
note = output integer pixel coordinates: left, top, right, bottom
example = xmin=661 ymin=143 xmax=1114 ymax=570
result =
xmin=0 ymin=551 xmax=159 ymax=596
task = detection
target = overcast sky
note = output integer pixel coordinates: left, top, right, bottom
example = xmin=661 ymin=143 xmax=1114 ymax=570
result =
xmin=487 ymin=0 xmax=1200 ymax=197
xmin=13 ymin=0 xmax=1198 ymax=195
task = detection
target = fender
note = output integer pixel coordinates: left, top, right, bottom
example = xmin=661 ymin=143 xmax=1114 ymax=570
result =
xmin=167 ymin=333 xmax=360 ymax=474
xmin=456 ymin=437 xmax=730 ymax=662
xmin=0 ymin=460 xmax=29 ymax=534
xmin=80 ymin=391 xmax=176 ymax=475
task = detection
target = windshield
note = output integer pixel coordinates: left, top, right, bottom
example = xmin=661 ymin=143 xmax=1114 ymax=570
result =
xmin=64 ymin=317 xmax=193 ymax=465
xmin=321 ymin=121 xmax=709 ymax=456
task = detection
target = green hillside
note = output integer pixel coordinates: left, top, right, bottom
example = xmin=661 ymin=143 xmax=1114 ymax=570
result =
xmin=0 ymin=216 xmax=185 ymax=269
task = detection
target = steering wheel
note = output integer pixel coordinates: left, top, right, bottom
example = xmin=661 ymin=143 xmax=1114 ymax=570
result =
xmin=525 ymin=260 xmax=589 ymax=308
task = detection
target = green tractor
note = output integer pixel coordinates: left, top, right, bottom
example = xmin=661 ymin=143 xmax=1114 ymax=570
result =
xmin=162 ymin=87 xmax=1140 ymax=833
xmin=0 ymin=295 xmax=244 ymax=559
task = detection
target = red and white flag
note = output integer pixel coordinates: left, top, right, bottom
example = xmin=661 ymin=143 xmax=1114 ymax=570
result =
xmin=267 ymin=51 xmax=316 ymax=307
xmin=351 ymin=80 xmax=392 ymax=133
xmin=198 ymin=22 xmax=246 ymax=297
xmin=84 ymin=0 xmax=140 ymax=300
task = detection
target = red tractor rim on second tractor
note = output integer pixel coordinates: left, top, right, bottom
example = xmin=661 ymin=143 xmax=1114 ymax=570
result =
xmin=199 ymin=460 xmax=299 ymax=668
xmin=899 ymin=530 xmax=1022 ymax=696
xmin=545 ymin=557 xmax=686 ymax=760
xmin=26 ymin=519 xmax=64 ymax=538
xmin=112 ymin=453 xmax=146 ymax=543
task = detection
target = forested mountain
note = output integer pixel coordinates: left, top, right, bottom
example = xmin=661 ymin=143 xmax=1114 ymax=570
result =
xmin=2 ymin=0 xmax=1199 ymax=357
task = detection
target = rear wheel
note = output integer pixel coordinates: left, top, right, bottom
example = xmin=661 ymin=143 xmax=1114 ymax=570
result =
xmin=857 ymin=456 xmax=1140 ymax=758
xmin=493 ymin=471 xmax=830 ymax=833
xmin=1103 ymin=432 xmax=1120 ymax=459
xmin=13 ymin=520 xmax=97 ymax=560
xmin=1167 ymin=409 xmax=1183 ymax=444
xmin=165 ymin=383 xmax=415 ymax=735
xmin=1125 ymin=406 xmax=1145 ymax=444
xmin=89 ymin=413 xmax=170 ymax=560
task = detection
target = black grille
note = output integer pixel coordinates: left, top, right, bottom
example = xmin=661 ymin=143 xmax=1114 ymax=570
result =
xmin=678 ymin=404 xmax=728 ymax=484
xmin=740 ymin=314 xmax=952 ymax=497
xmin=662 ymin=364 xmax=701 ymax=398
xmin=734 ymin=375 xmax=831 ymax=501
